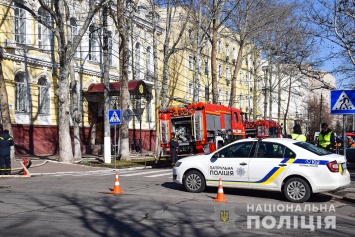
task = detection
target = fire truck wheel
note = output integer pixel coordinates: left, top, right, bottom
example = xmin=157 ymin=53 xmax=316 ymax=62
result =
xmin=183 ymin=170 xmax=206 ymax=193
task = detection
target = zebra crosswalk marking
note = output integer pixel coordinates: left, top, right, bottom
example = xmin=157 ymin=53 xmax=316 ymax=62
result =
xmin=119 ymin=170 xmax=171 ymax=177
xmin=144 ymin=172 xmax=172 ymax=177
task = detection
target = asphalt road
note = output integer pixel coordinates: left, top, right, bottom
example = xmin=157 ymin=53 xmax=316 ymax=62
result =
xmin=0 ymin=167 xmax=354 ymax=236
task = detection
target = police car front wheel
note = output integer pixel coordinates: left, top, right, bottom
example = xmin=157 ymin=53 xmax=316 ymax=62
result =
xmin=283 ymin=177 xmax=311 ymax=203
xmin=183 ymin=170 xmax=206 ymax=193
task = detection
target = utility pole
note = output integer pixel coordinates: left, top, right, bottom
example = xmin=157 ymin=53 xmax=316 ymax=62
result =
xmin=103 ymin=4 xmax=111 ymax=164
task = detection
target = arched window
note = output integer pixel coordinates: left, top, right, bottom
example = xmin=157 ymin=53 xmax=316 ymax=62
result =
xmin=89 ymin=24 xmax=100 ymax=61
xmin=105 ymin=31 xmax=113 ymax=65
xmin=15 ymin=72 xmax=28 ymax=112
xmin=146 ymin=46 xmax=152 ymax=72
xmin=134 ymin=42 xmax=141 ymax=77
xmin=14 ymin=3 xmax=26 ymax=44
xmin=38 ymin=76 xmax=50 ymax=114
xmin=38 ymin=7 xmax=50 ymax=50
xmin=70 ymin=17 xmax=78 ymax=57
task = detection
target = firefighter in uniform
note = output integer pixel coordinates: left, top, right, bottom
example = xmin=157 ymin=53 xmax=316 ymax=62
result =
xmin=223 ymin=129 xmax=235 ymax=146
xmin=291 ymin=124 xmax=307 ymax=142
xmin=317 ymin=123 xmax=335 ymax=152
xmin=0 ymin=129 xmax=14 ymax=175
xmin=169 ymin=132 xmax=179 ymax=166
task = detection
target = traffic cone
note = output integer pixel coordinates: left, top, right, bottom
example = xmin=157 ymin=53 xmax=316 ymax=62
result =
xmin=111 ymin=172 xmax=124 ymax=194
xmin=22 ymin=157 xmax=28 ymax=176
xmin=214 ymin=178 xmax=227 ymax=202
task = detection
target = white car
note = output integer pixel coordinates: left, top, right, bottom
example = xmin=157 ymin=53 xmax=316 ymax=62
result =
xmin=173 ymin=138 xmax=350 ymax=202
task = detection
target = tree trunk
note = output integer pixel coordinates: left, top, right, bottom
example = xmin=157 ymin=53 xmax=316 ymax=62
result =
xmin=70 ymin=63 xmax=82 ymax=160
xmin=230 ymin=45 xmax=244 ymax=108
xmin=211 ymin=24 xmax=218 ymax=104
xmin=56 ymin=63 xmax=74 ymax=163
xmin=0 ymin=47 xmax=15 ymax=161
xmin=117 ymin=0 xmax=130 ymax=160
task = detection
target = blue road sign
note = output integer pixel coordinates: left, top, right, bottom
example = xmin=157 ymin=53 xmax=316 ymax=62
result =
xmin=108 ymin=110 xmax=121 ymax=124
xmin=330 ymin=90 xmax=355 ymax=114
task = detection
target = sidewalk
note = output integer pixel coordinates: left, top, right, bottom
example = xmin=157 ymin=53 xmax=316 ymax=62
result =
xmin=11 ymin=150 xmax=158 ymax=176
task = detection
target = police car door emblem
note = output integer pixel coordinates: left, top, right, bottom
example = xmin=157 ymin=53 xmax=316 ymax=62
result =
xmin=236 ymin=167 xmax=246 ymax=176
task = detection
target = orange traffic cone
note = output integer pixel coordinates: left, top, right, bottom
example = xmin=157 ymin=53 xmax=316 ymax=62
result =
xmin=111 ymin=172 xmax=124 ymax=194
xmin=214 ymin=178 xmax=227 ymax=202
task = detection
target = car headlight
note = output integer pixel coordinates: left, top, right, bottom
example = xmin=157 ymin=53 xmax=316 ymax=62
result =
xmin=175 ymin=161 xmax=182 ymax=167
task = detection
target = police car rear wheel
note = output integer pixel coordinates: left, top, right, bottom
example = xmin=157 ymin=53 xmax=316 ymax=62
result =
xmin=184 ymin=171 xmax=205 ymax=193
xmin=283 ymin=177 xmax=311 ymax=203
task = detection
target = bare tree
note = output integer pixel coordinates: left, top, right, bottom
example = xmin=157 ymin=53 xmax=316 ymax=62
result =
xmin=305 ymin=0 xmax=355 ymax=88
xmin=14 ymin=0 xmax=108 ymax=162
xmin=159 ymin=0 xmax=193 ymax=108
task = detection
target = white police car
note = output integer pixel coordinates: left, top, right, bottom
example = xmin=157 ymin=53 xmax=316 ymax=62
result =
xmin=173 ymin=138 xmax=350 ymax=202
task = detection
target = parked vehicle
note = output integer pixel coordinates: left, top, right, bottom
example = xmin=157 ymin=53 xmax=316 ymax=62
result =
xmin=173 ymin=138 xmax=350 ymax=203
xmin=159 ymin=102 xmax=246 ymax=157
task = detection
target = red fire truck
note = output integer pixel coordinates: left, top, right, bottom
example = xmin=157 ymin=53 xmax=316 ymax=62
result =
xmin=244 ymin=119 xmax=282 ymax=138
xmin=159 ymin=102 xmax=246 ymax=157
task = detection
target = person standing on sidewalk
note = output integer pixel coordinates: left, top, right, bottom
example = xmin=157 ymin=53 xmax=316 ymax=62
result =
xmin=169 ymin=132 xmax=179 ymax=166
xmin=317 ymin=122 xmax=335 ymax=152
xmin=0 ymin=129 xmax=14 ymax=175
xmin=290 ymin=124 xmax=307 ymax=142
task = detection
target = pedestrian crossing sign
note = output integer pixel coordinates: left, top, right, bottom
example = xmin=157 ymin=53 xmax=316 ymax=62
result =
xmin=330 ymin=90 xmax=355 ymax=114
xmin=108 ymin=110 xmax=121 ymax=124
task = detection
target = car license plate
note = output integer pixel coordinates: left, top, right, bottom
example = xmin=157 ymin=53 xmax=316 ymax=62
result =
xmin=341 ymin=163 xmax=347 ymax=175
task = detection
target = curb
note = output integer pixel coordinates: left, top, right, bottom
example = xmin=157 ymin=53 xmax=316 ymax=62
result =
xmin=324 ymin=192 xmax=355 ymax=203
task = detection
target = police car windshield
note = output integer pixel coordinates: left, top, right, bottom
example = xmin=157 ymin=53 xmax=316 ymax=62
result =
xmin=294 ymin=142 xmax=332 ymax=156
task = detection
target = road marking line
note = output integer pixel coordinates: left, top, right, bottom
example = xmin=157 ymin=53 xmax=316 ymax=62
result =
xmin=119 ymin=170 xmax=171 ymax=177
xmin=144 ymin=172 xmax=172 ymax=177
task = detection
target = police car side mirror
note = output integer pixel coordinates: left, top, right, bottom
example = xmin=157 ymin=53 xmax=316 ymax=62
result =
xmin=212 ymin=153 xmax=219 ymax=159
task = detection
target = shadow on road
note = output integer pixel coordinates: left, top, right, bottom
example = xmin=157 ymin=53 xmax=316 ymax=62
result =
xmin=161 ymin=182 xmax=333 ymax=203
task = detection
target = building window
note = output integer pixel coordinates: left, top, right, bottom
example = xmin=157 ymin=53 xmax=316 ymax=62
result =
xmin=205 ymin=85 xmax=209 ymax=101
xmin=204 ymin=59 xmax=208 ymax=75
xmin=218 ymin=88 xmax=222 ymax=103
xmin=218 ymin=40 xmax=222 ymax=54
xmin=89 ymin=24 xmax=100 ymax=61
xmin=197 ymin=58 xmax=201 ymax=73
xmin=70 ymin=17 xmax=79 ymax=57
xmin=188 ymin=81 xmax=193 ymax=98
xmin=226 ymin=90 xmax=230 ymax=104
xmin=226 ymin=67 xmax=230 ymax=80
xmin=146 ymin=101 xmax=152 ymax=122
xmin=226 ymin=44 xmax=229 ymax=58
xmin=15 ymin=72 xmax=28 ymax=113
xmin=146 ymin=46 xmax=152 ymax=71
xmin=239 ymin=93 xmax=243 ymax=108
xmin=108 ymin=31 xmax=113 ymax=65
xmin=38 ymin=76 xmax=50 ymax=114
xmin=14 ymin=4 xmax=26 ymax=44
xmin=189 ymin=55 xmax=194 ymax=70
xmin=134 ymin=42 xmax=141 ymax=77
xmin=218 ymin=64 xmax=222 ymax=77
xmin=38 ymin=7 xmax=50 ymax=50
xmin=188 ymin=28 xmax=194 ymax=43
xmin=233 ymin=47 xmax=236 ymax=61
xmin=239 ymin=70 xmax=242 ymax=84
